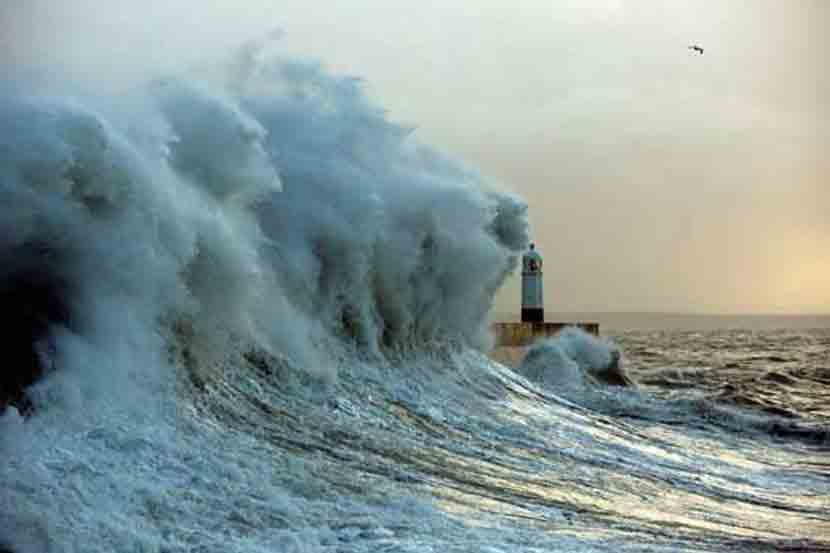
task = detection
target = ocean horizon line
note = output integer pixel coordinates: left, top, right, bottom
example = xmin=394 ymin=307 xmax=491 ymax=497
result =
xmin=493 ymin=310 xmax=830 ymax=318
xmin=490 ymin=311 xmax=830 ymax=331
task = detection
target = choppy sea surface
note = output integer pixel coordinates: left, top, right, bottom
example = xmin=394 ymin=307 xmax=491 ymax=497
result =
xmin=1 ymin=36 xmax=828 ymax=552
xmin=3 ymin=324 xmax=828 ymax=552
xmin=619 ymin=325 xmax=830 ymax=425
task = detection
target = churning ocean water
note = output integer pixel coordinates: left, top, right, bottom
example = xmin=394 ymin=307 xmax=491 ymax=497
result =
xmin=2 ymin=40 xmax=829 ymax=552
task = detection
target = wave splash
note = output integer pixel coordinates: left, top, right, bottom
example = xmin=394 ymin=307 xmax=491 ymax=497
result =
xmin=0 ymin=38 xmax=528 ymax=416
xmin=516 ymin=327 xmax=631 ymax=391
xmin=0 ymin=38 xmax=534 ymax=552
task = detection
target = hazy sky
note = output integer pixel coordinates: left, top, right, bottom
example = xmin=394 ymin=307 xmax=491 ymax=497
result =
xmin=3 ymin=1 xmax=828 ymax=314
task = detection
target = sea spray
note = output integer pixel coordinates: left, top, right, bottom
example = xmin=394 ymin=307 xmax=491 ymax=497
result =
xmin=241 ymin=54 xmax=529 ymax=355
xmin=516 ymin=326 xmax=631 ymax=391
xmin=0 ymin=39 xmax=529 ymax=415
xmin=0 ymin=42 xmax=532 ymax=550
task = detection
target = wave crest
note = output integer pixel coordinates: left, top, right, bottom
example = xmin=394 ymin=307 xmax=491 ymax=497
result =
xmin=0 ymin=44 xmax=529 ymax=413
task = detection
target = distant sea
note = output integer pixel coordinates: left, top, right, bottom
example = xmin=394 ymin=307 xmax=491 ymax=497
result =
xmin=493 ymin=312 xmax=830 ymax=332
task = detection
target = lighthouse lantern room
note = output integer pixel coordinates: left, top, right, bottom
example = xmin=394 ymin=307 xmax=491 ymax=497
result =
xmin=521 ymin=243 xmax=544 ymax=323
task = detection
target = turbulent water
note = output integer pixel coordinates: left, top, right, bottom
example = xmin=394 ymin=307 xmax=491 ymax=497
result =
xmin=2 ymin=40 xmax=829 ymax=552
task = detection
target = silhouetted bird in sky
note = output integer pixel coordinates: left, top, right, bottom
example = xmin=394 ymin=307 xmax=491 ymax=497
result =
xmin=688 ymin=45 xmax=704 ymax=54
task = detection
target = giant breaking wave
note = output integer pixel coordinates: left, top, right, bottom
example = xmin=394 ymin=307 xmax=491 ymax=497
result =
xmin=0 ymin=41 xmax=528 ymax=415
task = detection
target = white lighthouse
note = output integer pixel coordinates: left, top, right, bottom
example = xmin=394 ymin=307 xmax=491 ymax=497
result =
xmin=521 ymin=243 xmax=544 ymax=322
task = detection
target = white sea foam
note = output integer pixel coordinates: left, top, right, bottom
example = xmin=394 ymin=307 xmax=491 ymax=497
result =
xmin=1 ymin=36 xmax=528 ymax=412
xmin=516 ymin=326 xmax=627 ymax=392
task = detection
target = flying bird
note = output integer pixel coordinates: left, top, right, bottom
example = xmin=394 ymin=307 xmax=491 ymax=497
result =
xmin=688 ymin=45 xmax=704 ymax=55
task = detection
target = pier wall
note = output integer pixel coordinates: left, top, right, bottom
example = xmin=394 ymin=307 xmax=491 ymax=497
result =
xmin=491 ymin=322 xmax=599 ymax=346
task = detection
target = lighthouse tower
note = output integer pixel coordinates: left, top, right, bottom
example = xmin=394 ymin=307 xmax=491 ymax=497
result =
xmin=521 ymin=243 xmax=544 ymax=322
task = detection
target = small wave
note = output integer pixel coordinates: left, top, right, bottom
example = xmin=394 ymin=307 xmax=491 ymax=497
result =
xmin=760 ymin=370 xmax=799 ymax=385
xmin=688 ymin=397 xmax=830 ymax=444
xmin=514 ymin=327 xmax=632 ymax=393
xmin=587 ymin=385 xmax=830 ymax=446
